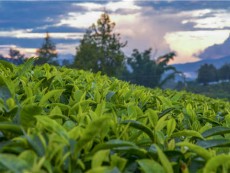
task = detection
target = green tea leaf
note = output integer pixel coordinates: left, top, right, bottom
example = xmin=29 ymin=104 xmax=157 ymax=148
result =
xmin=155 ymin=115 xmax=168 ymax=132
xmin=137 ymin=159 xmax=165 ymax=173
xmin=35 ymin=116 xmax=68 ymax=141
xmin=95 ymin=101 xmax=106 ymax=117
xmin=158 ymin=108 xmax=174 ymax=118
xmin=16 ymin=58 xmax=34 ymax=77
xmin=106 ymin=91 xmax=115 ymax=101
xmin=113 ymin=146 xmax=147 ymax=158
xmin=92 ymin=150 xmax=110 ymax=168
xmin=203 ymin=155 xmax=230 ymax=173
xmin=111 ymin=154 xmax=127 ymax=172
xmin=19 ymin=150 xmax=37 ymax=167
xmin=0 ymin=154 xmax=30 ymax=173
xmin=120 ymin=120 xmax=154 ymax=142
xmin=20 ymin=105 xmax=42 ymax=128
xmin=0 ymin=123 xmax=23 ymax=135
xmin=74 ymin=117 xmax=110 ymax=156
xmin=167 ymin=118 xmax=176 ymax=137
xmin=0 ymin=76 xmax=13 ymax=100
xmin=24 ymin=133 xmax=46 ymax=157
xmin=86 ymin=167 xmax=119 ymax=173
xmin=202 ymin=126 xmax=230 ymax=138
xmin=155 ymin=145 xmax=173 ymax=173
xmin=196 ymin=139 xmax=230 ymax=149
xmin=92 ymin=139 xmax=136 ymax=154
xmin=39 ymin=89 xmax=65 ymax=106
xmin=0 ymin=60 xmax=14 ymax=72
xmin=177 ymin=142 xmax=212 ymax=160
xmin=171 ymin=130 xmax=203 ymax=139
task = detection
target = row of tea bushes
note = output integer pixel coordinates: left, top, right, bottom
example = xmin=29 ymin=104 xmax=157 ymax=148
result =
xmin=0 ymin=60 xmax=230 ymax=173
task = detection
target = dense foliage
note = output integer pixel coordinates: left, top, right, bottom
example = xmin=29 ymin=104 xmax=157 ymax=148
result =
xmin=123 ymin=49 xmax=178 ymax=88
xmin=0 ymin=60 xmax=230 ymax=173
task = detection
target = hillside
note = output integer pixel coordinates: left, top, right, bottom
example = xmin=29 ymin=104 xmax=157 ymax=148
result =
xmin=0 ymin=60 xmax=230 ymax=173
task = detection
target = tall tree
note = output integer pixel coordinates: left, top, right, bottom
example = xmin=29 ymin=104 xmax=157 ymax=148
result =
xmin=73 ymin=12 xmax=127 ymax=76
xmin=36 ymin=32 xmax=58 ymax=65
xmin=197 ymin=64 xmax=217 ymax=85
xmin=124 ymin=48 xmax=177 ymax=88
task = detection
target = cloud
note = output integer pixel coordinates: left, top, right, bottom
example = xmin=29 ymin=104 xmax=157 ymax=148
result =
xmin=0 ymin=44 xmax=36 ymax=58
xmin=198 ymin=34 xmax=230 ymax=59
xmin=1 ymin=0 xmax=230 ymax=65
xmin=165 ymin=30 xmax=230 ymax=64
xmin=56 ymin=43 xmax=78 ymax=55
xmin=0 ymin=29 xmax=83 ymax=39
xmin=182 ymin=9 xmax=230 ymax=29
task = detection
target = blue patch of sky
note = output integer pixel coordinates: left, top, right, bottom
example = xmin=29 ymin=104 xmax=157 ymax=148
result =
xmin=135 ymin=1 xmax=230 ymax=12
xmin=0 ymin=37 xmax=80 ymax=48
xmin=0 ymin=2 xmax=79 ymax=30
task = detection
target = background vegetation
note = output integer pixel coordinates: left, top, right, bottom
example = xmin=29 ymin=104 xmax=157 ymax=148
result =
xmin=0 ymin=11 xmax=229 ymax=101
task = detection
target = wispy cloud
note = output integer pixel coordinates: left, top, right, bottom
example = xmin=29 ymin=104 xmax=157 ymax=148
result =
xmin=0 ymin=30 xmax=83 ymax=40
xmin=182 ymin=9 xmax=230 ymax=29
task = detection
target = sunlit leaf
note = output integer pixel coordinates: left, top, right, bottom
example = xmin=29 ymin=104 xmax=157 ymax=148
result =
xmin=137 ymin=159 xmax=165 ymax=173
xmin=92 ymin=150 xmax=110 ymax=168
xmin=203 ymin=154 xmax=230 ymax=173
xmin=177 ymin=142 xmax=212 ymax=160
xmin=171 ymin=130 xmax=204 ymax=139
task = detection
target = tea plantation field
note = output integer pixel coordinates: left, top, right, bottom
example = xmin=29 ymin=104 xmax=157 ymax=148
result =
xmin=0 ymin=60 xmax=230 ymax=173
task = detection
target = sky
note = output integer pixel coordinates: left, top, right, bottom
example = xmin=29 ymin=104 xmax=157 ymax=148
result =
xmin=0 ymin=0 xmax=230 ymax=64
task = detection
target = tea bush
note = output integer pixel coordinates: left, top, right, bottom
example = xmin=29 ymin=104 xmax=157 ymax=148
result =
xmin=0 ymin=60 xmax=230 ymax=173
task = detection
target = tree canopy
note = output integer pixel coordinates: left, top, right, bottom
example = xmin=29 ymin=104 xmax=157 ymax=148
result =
xmin=218 ymin=63 xmax=230 ymax=81
xmin=197 ymin=64 xmax=217 ymax=85
xmin=9 ymin=48 xmax=25 ymax=60
xmin=123 ymin=49 xmax=177 ymax=88
xmin=73 ymin=12 xmax=127 ymax=76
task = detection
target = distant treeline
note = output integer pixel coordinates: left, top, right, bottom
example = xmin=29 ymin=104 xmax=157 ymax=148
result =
xmin=197 ymin=63 xmax=230 ymax=85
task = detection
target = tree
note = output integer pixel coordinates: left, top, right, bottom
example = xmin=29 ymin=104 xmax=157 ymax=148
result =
xmin=218 ymin=63 xmax=230 ymax=81
xmin=124 ymin=48 xmax=177 ymax=88
xmin=36 ymin=32 xmax=58 ymax=65
xmin=73 ymin=12 xmax=127 ymax=76
xmin=197 ymin=64 xmax=217 ymax=85
xmin=9 ymin=48 xmax=25 ymax=65
xmin=9 ymin=48 xmax=25 ymax=60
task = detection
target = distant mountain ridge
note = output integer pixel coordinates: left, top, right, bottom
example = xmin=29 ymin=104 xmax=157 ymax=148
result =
xmin=173 ymin=55 xmax=230 ymax=80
